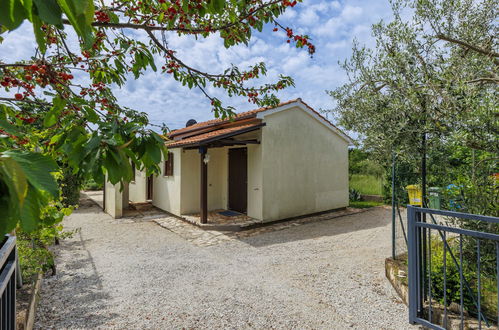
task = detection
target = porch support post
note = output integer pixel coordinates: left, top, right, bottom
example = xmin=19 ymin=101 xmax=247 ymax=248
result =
xmin=199 ymin=146 xmax=208 ymax=224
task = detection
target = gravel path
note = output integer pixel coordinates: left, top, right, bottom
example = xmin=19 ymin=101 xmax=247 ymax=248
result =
xmin=35 ymin=200 xmax=415 ymax=329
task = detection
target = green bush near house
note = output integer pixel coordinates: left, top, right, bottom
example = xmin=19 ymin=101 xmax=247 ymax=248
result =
xmin=350 ymin=174 xmax=383 ymax=196
xmin=82 ymin=178 xmax=103 ymax=191
xmin=60 ymin=166 xmax=83 ymax=207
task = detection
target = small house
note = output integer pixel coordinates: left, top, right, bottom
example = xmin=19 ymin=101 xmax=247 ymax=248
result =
xmin=104 ymin=98 xmax=353 ymax=223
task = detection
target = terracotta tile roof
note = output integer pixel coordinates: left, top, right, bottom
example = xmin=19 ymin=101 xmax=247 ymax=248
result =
xmin=168 ymin=98 xmax=352 ymax=144
xmin=169 ymin=98 xmax=301 ymax=138
xmin=167 ymin=123 xmax=262 ymax=148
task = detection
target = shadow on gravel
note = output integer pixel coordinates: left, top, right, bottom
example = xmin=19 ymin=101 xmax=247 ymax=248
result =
xmin=36 ymin=231 xmax=119 ymax=328
xmin=239 ymin=208 xmax=388 ymax=248
xmin=73 ymin=198 xmax=104 ymax=216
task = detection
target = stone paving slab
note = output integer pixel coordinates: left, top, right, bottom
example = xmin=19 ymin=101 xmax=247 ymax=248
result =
xmin=154 ymin=207 xmax=372 ymax=247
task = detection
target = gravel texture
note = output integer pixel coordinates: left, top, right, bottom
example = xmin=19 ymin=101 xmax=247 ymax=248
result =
xmin=35 ymin=200 xmax=415 ymax=329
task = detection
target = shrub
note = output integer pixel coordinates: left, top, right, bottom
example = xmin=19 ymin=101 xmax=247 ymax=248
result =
xmin=17 ymin=199 xmax=75 ymax=282
xmin=429 ymin=238 xmax=497 ymax=322
xmin=82 ymin=178 xmax=103 ymax=191
xmin=350 ymin=174 xmax=383 ymax=195
xmin=60 ymin=166 xmax=82 ymax=207
xmin=349 ymin=188 xmax=361 ymax=201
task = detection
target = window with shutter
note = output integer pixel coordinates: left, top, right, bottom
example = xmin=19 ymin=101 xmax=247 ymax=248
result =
xmin=164 ymin=152 xmax=174 ymax=176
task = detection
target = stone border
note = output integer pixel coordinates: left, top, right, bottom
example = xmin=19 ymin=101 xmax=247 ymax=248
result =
xmin=385 ymin=257 xmax=409 ymax=305
xmin=16 ymin=272 xmax=43 ymax=330
xmin=177 ymin=207 xmax=372 ymax=232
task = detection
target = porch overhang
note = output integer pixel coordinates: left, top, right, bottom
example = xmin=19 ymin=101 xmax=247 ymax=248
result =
xmin=167 ymin=122 xmax=264 ymax=224
xmin=166 ymin=122 xmax=265 ymax=149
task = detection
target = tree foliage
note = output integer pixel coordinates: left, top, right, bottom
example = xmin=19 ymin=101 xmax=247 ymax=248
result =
xmin=0 ymin=0 xmax=314 ymax=235
xmin=329 ymin=0 xmax=497 ymax=165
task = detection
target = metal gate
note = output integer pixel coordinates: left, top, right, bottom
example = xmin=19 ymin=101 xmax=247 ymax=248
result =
xmin=407 ymin=206 xmax=499 ymax=329
xmin=0 ymin=235 xmax=17 ymax=330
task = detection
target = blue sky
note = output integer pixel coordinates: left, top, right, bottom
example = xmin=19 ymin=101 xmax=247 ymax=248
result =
xmin=1 ymin=0 xmax=393 ymax=131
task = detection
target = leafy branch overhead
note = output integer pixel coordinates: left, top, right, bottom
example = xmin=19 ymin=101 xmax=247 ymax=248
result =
xmin=0 ymin=0 xmax=314 ymax=235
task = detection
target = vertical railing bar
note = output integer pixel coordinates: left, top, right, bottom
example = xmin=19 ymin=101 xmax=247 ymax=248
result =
xmin=2 ymin=295 xmax=4 ymax=330
xmin=397 ymin=204 xmax=408 ymax=246
xmin=7 ymin=279 xmax=10 ymax=330
xmin=3 ymin=281 xmax=6 ymax=330
xmin=496 ymin=242 xmax=499 ymax=328
xmin=7 ymin=278 xmax=10 ymax=330
xmin=408 ymin=205 xmax=418 ymax=324
xmin=12 ymin=275 xmax=15 ymax=330
xmin=460 ymin=234 xmax=464 ymax=330
xmin=417 ymin=211 xmax=423 ymax=314
xmin=4 ymin=279 xmax=7 ymax=330
xmin=426 ymin=211 xmax=490 ymax=326
xmin=443 ymin=231 xmax=447 ymax=329
xmin=392 ymin=151 xmax=396 ymax=259
xmin=477 ymin=239 xmax=481 ymax=330
xmin=428 ymin=228 xmax=432 ymax=322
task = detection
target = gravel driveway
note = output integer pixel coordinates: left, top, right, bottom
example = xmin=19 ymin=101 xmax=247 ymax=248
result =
xmin=35 ymin=200 xmax=415 ymax=329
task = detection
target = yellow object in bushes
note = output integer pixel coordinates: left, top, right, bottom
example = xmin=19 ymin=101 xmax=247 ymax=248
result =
xmin=406 ymin=185 xmax=422 ymax=206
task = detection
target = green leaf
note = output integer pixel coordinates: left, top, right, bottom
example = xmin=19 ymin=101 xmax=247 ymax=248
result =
xmin=0 ymin=175 xmax=20 ymax=234
xmin=19 ymin=184 xmax=41 ymax=231
xmin=0 ymin=0 xmax=27 ymax=30
xmin=0 ymin=119 xmax=21 ymax=135
xmin=108 ymin=11 xmax=119 ymax=24
xmin=56 ymin=0 xmax=94 ymax=48
xmin=21 ymin=0 xmax=33 ymax=20
xmin=83 ymin=134 xmax=101 ymax=156
xmin=0 ymin=157 xmax=27 ymax=206
xmin=103 ymin=151 xmax=121 ymax=184
xmin=82 ymin=106 xmax=98 ymax=123
xmin=3 ymin=150 xmax=59 ymax=198
xmin=32 ymin=15 xmax=46 ymax=53
xmin=43 ymin=96 xmax=66 ymax=127
xmin=32 ymin=0 xmax=62 ymax=26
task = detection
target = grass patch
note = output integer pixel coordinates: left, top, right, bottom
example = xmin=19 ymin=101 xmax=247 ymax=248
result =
xmin=349 ymin=201 xmax=384 ymax=208
xmin=350 ymin=174 xmax=383 ymax=195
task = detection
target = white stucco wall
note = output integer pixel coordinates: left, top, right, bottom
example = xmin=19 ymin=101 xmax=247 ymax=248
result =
xmin=180 ymin=149 xmax=200 ymax=214
xmin=128 ymin=169 xmax=147 ymax=203
xmin=104 ymin=178 xmax=124 ymax=218
xmin=152 ymin=148 xmax=182 ymax=215
xmin=178 ymin=147 xmax=230 ymax=214
xmin=260 ymin=105 xmax=349 ymax=221
xmin=245 ymin=142 xmax=263 ymax=220
xmin=207 ymin=148 xmax=228 ymax=210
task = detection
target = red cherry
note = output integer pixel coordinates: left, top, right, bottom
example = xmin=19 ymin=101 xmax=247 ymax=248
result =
xmin=14 ymin=93 xmax=23 ymax=100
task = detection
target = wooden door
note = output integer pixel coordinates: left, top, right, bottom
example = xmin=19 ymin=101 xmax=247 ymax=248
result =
xmin=228 ymin=148 xmax=248 ymax=213
xmin=147 ymin=175 xmax=153 ymax=200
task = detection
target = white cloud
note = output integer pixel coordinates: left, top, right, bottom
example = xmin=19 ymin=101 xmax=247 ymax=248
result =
xmin=0 ymin=0 xmax=394 ymax=131
xmin=299 ymin=8 xmax=320 ymax=26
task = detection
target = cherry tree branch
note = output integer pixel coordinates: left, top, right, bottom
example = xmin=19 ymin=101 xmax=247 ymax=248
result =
xmin=65 ymin=0 xmax=283 ymax=34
